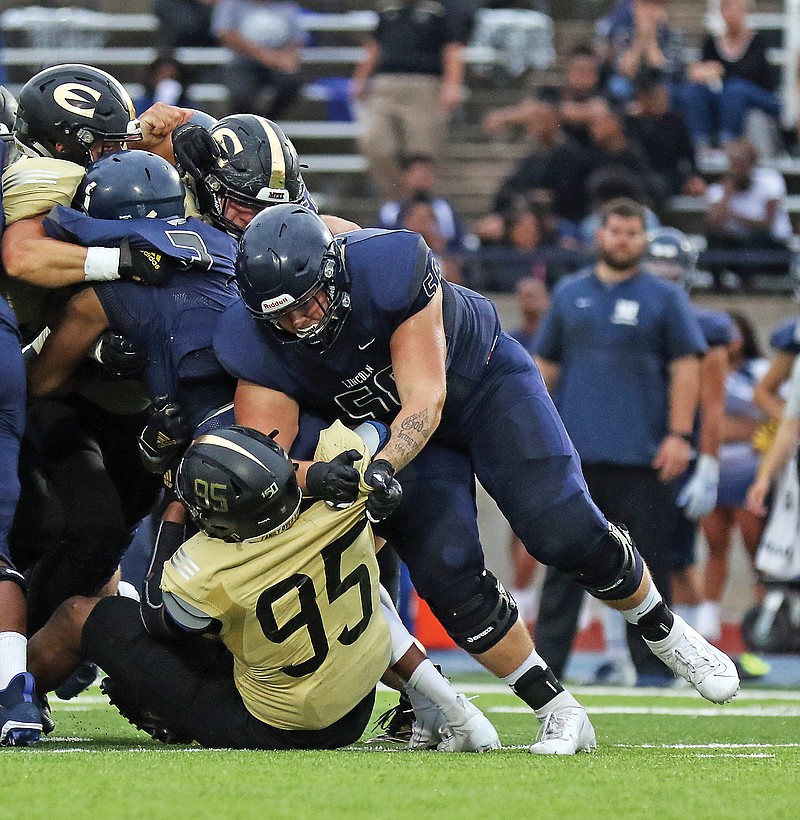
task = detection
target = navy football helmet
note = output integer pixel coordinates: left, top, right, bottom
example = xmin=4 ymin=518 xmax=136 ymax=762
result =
xmin=203 ymin=114 xmax=308 ymax=237
xmin=175 ymin=426 xmax=302 ymax=542
xmin=644 ymin=227 xmax=699 ymax=288
xmin=15 ymin=64 xmax=141 ymax=166
xmin=74 ymin=150 xmax=186 ymax=220
xmin=0 ymin=85 xmax=17 ymax=143
xmin=236 ymin=204 xmax=351 ymax=348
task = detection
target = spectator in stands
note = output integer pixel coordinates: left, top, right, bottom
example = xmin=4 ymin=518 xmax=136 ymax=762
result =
xmin=154 ymin=0 xmax=217 ymax=49
xmin=351 ymin=0 xmax=473 ymax=199
xmin=483 ymin=44 xmax=609 ymax=148
xmin=697 ymin=311 xmax=768 ymax=643
xmin=211 ymin=0 xmax=304 ymax=119
xmin=377 ymin=155 xmax=469 ymax=255
xmin=579 ymin=166 xmax=660 ymax=250
xmin=478 ymin=97 xmax=591 ymax=240
xmin=599 ymin=0 xmax=687 ymax=105
xmin=398 ymin=191 xmax=463 ymax=284
xmin=586 ymin=108 xmax=660 ymax=205
xmin=133 ymin=56 xmax=198 ymax=115
xmin=624 ymin=67 xmax=706 ymax=200
xmin=683 ymin=0 xmax=780 ymax=157
xmin=704 ymin=138 xmax=792 ymax=287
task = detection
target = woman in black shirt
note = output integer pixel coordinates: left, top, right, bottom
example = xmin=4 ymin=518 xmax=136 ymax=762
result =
xmin=682 ymin=0 xmax=780 ymax=150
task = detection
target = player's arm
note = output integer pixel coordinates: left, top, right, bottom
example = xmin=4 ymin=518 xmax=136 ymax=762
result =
xmin=26 ymin=287 xmax=109 ymax=398
xmin=754 ymin=351 xmax=794 ymax=421
xmin=697 ymin=345 xmax=727 ymax=459
xmin=376 ymin=287 xmax=447 ymax=474
xmin=652 ymin=354 xmax=700 ymax=482
xmin=137 ymin=102 xmax=195 ymax=164
xmin=322 ymin=215 xmax=361 ymax=234
xmin=676 ymin=345 xmax=727 ymax=520
xmin=747 ymin=414 xmax=800 ymax=516
xmin=2 ymin=216 xmax=95 ymax=287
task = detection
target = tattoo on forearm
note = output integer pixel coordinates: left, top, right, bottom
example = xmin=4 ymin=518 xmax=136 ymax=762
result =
xmin=383 ymin=408 xmax=435 ymax=471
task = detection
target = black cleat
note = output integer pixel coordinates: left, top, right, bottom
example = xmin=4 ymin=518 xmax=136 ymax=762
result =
xmin=371 ymin=690 xmax=414 ymax=744
xmin=38 ymin=693 xmax=56 ymax=735
xmin=54 ymin=660 xmax=98 ymax=700
xmin=100 ymin=677 xmax=192 ymax=744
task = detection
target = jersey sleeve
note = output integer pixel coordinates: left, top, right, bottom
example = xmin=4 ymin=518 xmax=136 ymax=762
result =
xmin=162 ymin=589 xmax=216 ymax=633
xmin=2 ymin=157 xmax=85 ymax=224
xmin=664 ymin=285 xmax=708 ymax=360
xmin=161 ymin=542 xmax=224 ymax=619
xmin=783 ymin=355 xmax=800 ymax=419
xmin=769 ymin=317 xmax=800 ymax=353
xmin=314 ymin=421 xmax=372 ymax=502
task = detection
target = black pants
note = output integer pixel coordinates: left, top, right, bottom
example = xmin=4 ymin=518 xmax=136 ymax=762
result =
xmin=11 ymin=397 xmax=162 ymax=632
xmin=534 ymin=464 xmax=679 ymax=679
xmin=82 ymin=597 xmax=376 ymax=750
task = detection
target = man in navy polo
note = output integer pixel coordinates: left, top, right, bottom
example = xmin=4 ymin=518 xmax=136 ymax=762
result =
xmin=532 ymin=197 xmax=708 ymax=682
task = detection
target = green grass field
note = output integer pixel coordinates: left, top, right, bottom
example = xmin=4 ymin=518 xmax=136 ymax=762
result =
xmin=2 ymin=679 xmax=799 ymax=820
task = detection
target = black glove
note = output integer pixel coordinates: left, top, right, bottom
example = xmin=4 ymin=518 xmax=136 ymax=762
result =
xmin=305 ymin=449 xmax=362 ymax=507
xmin=92 ymin=331 xmax=149 ymax=377
xmin=364 ymin=459 xmax=402 ymax=523
xmin=138 ymin=397 xmax=190 ymax=475
xmin=118 ymin=237 xmax=173 ymax=286
xmin=172 ymin=122 xmax=221 ymax=180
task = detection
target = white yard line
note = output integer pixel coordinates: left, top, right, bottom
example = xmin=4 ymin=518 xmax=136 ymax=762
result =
xmin=491 ymin=704 xmax=800 ymax=717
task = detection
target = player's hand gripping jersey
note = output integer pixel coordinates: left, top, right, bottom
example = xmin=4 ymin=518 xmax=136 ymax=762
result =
xmin=161 ymin=422 xmax=391 ymax=730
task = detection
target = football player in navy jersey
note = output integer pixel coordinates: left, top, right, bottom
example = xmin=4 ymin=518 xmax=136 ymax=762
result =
xmin=215 ymin=200 xmax=740 ymax=754
xmin=0 ymin=89 xmax=43 ymax=746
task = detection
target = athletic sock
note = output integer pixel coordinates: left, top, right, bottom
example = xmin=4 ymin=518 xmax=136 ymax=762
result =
xmin=619 ymin=583 xmax=675 ymax=642
xmin=404 ymin=659 xmax=462 ymax=724
xmin=0 ymin=632 xmax=27 ymax=690
xmin=502 ymin=648 xmax=576 ymax=714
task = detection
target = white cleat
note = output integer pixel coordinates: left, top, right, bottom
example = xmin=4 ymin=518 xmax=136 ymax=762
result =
xmin=529 ymin=706 xmax=596 ymax=755
xmin=437 ymin=694 xmax=501 ymax=753
xmin=408 ymin=697 xmax=447 ymax=750
xmin=645 ymin=614 xmax=740 ymax=704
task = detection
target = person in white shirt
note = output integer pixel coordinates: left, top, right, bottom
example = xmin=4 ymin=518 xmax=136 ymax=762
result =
xmin=704 ymin=139 xmax=792 ymax=288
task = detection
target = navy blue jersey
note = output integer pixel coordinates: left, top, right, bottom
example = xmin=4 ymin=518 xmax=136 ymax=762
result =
xmin=43 ymin=212 xmax=239 ymax=430
xmin=532 ymin=267 xmax=707 ymax=466
xmin=214 ymin=228 xmax=500 ymax=426
xmin=693 ymin=306 xmax=737 ymax=349
xmin=769 ymin=316 xmax=800 ymax=354
xmin=43 ymin=207 xmax=238 ymax=277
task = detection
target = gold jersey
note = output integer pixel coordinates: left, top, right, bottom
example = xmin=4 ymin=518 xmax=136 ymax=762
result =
xmin=162 ymin=422 xmax=391 ymax=731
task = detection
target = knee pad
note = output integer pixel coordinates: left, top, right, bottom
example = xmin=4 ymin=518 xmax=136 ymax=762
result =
xmin=428 ymin=570 xmax=518 ymax=654
xmin=569 ymin=522 xmax=644 ymax=601
xmin=0 ymin=565 xmax=27 ymax=595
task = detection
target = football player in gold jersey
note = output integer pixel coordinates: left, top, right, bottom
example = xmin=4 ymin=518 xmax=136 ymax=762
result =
xmin=26 ymin=423 xmax=500 ymax=750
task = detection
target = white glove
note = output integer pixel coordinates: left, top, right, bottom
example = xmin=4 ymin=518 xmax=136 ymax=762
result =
xmin=677 ymin=454 xmax=720 ymax=520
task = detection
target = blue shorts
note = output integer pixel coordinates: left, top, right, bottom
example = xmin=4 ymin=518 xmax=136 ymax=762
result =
xmin=0 ymin=306 xmax=25 ymax=567
xmin=377 ymin=333 xmax=609 ymax=609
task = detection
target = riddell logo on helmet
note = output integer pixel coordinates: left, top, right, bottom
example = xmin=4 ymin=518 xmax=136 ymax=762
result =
xmin=261 ymin=294 xmax=293 ymax=313
xmin=53 ymin=83 xmax=102 ymax=118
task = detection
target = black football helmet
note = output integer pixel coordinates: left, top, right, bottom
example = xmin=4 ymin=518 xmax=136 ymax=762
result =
xmin=15 ymin=64 xmax=142 ymax=167
xmin=203 ymin=114 xmax=308 ymax=237
xmin=175 ymin=426 xmax=302 ymax=542
xmin=644 ymin=227 xmax=699 ymax=288
xmin=74 ymin=150 xmax=186 ymax=220
xmin=0 ymin=85 xmax=17 ymax=144
xmin=236 ymin=204 xmax=351 ymax=348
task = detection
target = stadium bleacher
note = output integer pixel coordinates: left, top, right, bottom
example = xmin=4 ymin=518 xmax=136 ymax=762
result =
xmin=1 ymin=0 xmax=797 ymax=288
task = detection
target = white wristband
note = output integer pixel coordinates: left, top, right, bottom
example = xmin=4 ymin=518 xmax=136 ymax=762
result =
xmin=84 ymin=247 xmax=121 ymax=282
